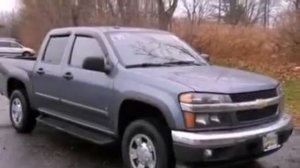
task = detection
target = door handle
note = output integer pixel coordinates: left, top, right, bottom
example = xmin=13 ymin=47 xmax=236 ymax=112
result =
xmin=63 ymin=72 xmax=73 ymax=80
xmin=36 ymin=68 xmax=45 ymax=75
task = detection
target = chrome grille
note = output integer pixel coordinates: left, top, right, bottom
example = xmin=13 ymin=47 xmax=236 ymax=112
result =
xmin=236 ymin=105 xmax=278 ymax=122
xmin=230 ymin=89 xmax=277 ymax=103
xmin=231 ymin=89 xmax=279 ymax=124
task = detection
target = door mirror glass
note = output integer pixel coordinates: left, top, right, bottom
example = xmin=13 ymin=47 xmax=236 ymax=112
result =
xmin=83 ymin=57 xmax=107 ymax=72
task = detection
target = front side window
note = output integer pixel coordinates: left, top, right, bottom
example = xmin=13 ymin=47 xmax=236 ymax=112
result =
xmin=43 ymin=36 xmax=69 ymax=65
xmin=11 ymin=42 xmax=22 ymax=48
xmin=70 ymin=36 xmax=104 ymax=68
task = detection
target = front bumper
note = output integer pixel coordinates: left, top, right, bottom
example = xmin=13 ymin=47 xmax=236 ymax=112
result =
xmin=172 ymin=113 xmax=293 ymax=163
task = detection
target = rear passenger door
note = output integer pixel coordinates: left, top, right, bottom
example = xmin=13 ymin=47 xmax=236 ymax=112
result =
xmin=32 ymin=35 xmax=70 ymax=113
xmin=60 ymin=34 xmax=114 ymax=131
xmin=0 ymin=41 xmax=16 ymax=56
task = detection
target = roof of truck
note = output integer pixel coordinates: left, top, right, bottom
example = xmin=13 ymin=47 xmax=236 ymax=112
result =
xmin=49 ymin=26 xmax=169 ymax=35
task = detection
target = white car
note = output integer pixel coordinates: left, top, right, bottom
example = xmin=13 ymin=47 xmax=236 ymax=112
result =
xmin=0 ymin=38 xmax=35 ymax=57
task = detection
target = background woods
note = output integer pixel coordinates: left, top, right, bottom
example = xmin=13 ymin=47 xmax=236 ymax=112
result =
xmin=0 ymin=0 xmax=299 ymax=78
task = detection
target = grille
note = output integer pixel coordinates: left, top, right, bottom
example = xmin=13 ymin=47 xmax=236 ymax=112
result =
xmin=236 ymin=105 xmax=278 ymax=122
xmin=230 ymin=89 xmax=277 ymax=103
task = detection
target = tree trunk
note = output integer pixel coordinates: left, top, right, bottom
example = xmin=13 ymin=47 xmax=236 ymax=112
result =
xmin=218 ymin=0 xmax=222 ymax=22
xmin=157 ymin=0 xmax=178 ymax=30
xmin=71 ymin=0 xmax=80 ymax=26
xmin=295 ymin=0 xmax=300 ymax=10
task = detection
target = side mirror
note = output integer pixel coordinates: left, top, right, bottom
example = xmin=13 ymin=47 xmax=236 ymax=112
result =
xmin=82 ymin=57 xmax=110 ymax=73
xmin=201 ymin=53 xmax=210 ymax=62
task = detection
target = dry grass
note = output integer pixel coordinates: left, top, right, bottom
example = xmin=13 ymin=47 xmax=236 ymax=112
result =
xmin=172 ymin=22 xmax=299 ymax=80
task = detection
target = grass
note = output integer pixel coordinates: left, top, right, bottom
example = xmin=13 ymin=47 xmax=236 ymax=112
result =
xmin=284 ymin=79 xmax=300 ymax=126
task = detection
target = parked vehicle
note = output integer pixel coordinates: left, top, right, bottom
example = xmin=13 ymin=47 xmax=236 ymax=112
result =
xmin=0 ymin=27 xmax=293 ymax=168
xmin=0 ymin=38 xmax=35 ymax=57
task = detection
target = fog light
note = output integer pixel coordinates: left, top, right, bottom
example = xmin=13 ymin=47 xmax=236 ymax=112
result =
xmin=210 ymin=115 xmax=221 ymax=124
xmin=204 ymin=149 xmax=213 ymax=157
xmin=196 ymin=115 xmax=209 ymax=126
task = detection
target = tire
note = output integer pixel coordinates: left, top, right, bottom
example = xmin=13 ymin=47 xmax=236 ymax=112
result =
xmin=10 ymin=90 xmax=36 ymax=133
xmin=122 ymin=119 xmax=174 ymax=168
xmin=22 ymin=52 xmax=31 ymax=57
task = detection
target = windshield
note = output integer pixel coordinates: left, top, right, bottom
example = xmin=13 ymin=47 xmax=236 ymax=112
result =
xmin=107 ymin=32 xmax=207 ymax=67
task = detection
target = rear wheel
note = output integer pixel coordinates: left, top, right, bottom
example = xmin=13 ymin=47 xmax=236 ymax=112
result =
xmin=10 ymin=90 xmax=36 ymax=133
xmin=122 ymin=119 xmax=173 ymax=168
xmin=22 ymin=52 xmax=31 ymax=57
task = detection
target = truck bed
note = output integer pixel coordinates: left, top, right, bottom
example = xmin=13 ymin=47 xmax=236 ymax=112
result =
xmin=0 ymin=57 xmax=35 ymax=95
xmin=0 ymin=57 xmax=35 ymax=71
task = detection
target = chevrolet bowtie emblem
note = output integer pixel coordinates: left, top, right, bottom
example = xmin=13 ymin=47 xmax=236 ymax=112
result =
xmin=255 ymin=99 xmax=269 ymax=109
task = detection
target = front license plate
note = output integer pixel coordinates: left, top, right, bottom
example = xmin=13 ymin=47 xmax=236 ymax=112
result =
xmin=263 ymin=133 xmax=280 ymax=152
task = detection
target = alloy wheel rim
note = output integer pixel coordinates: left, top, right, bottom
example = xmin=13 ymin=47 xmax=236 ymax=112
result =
xmin=11 ymin=98 xmax=23 ymax=126
xmin=129 ymin=134 xmax=157 ymax=168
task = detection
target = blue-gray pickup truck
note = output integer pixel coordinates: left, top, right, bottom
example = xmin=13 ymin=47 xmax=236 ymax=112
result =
xmin=0 ymin=27 xmax=293 ymax=168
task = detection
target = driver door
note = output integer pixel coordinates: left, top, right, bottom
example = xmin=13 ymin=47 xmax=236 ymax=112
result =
xmin=59 ymin=34 xmax=114 ymax=130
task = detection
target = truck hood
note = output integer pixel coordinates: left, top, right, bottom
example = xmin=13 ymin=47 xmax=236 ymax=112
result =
xmin=132 ymin=65 xmax=279 ymax=93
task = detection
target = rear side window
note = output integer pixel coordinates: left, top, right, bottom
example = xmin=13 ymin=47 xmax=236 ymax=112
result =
xmin=43 ymin=36 xmax=69 ymax=64
xmin=0 ymin=42 xmax=11 ymax=47
xmin=70 ymin=36 xmax=104 ymax=68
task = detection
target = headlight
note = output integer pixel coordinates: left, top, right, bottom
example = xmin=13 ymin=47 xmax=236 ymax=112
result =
xmin=277 ymin=84 xmax=285 ymax=113
xmin=180 ymin=93 xmax=230 ymax=104
xmin=179 ymin=93 xmax=232 ymax=129
xmin=277 ymin=84 xmax=284 ymax=96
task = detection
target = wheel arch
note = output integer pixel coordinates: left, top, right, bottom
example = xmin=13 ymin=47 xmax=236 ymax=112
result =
xmin=7 ymin=78 xmax=27 ymax=97
xmin=117 ymin=98 xmax=176 ymax=137
xmin=6 ymin=77 xmax=33 ymax=109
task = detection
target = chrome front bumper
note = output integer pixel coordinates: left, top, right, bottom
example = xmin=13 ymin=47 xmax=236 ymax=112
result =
xmin=172 ymin=113 xmax=293 ymax=148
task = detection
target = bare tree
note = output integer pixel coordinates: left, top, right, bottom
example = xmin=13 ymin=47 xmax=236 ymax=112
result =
xmin=262 ymin=0 xmax=270 ymax=27
xmin=19 ymin=0 xmax=180 ymax=49
xmin=218 ymin=0 xmax=222 ymax=22
xmin=157 ymin=0 xmax=179 ymax=30
xmin=293 ymin=0 xmax=300 ymax=10
xmin=71 ymin=0 xmax=80 ymax=26
xmin=0 ymin=12 xmax=20 ymax=37
xmin=182 ymin=0 xmax=211 ymax=24
xmin=213 ymin=0 xmax=267 ymax=25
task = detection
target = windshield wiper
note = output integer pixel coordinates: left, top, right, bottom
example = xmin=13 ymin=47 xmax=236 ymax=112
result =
xmin=126 ymin=63 xmax=169 ymax=68
xmin=126 ymin=61 xmax=204 ymax=68
xmin=163 ymin=61 xmax=203 ymax=66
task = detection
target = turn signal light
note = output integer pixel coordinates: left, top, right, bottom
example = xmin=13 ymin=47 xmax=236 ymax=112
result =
xmin=184 ymin=112 xmax=196 ymax=128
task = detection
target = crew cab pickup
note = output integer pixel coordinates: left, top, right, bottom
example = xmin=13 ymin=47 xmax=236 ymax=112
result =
xmin=0 ymin=27 xmax=293 ymax=167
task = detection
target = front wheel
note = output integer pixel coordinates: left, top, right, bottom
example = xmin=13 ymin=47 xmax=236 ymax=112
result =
xmin=122 ymin=119 xmax=173 ymax=168
xmin=10 ymin=90 xmax=36 ymax=133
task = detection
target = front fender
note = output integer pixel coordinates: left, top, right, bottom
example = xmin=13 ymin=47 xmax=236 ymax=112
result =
xmin=112 ymin=84 xmax=186 ymax=132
